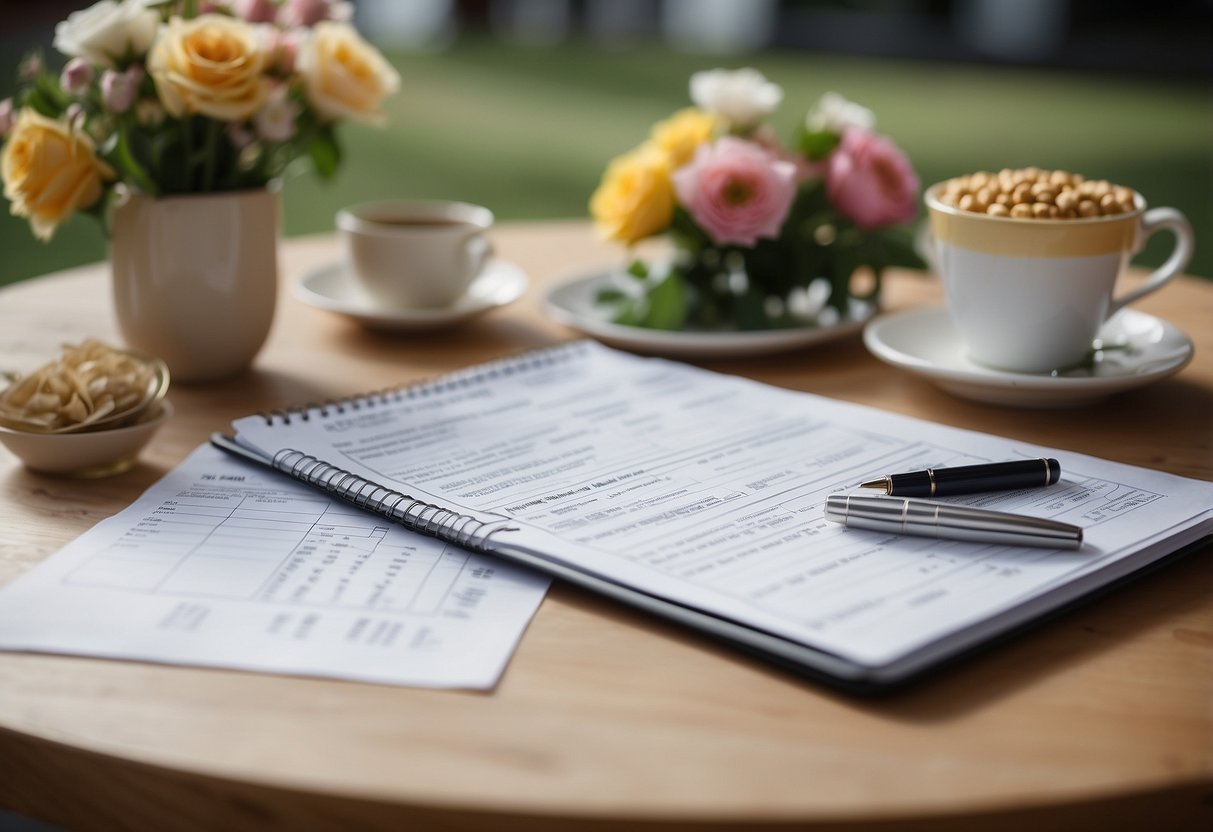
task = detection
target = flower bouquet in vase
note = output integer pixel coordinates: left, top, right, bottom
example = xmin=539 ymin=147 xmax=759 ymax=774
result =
xmin=590 ymin=68 xmax=922 ymax=333
xmin=0 ymin=0 xmax=399 ymax=381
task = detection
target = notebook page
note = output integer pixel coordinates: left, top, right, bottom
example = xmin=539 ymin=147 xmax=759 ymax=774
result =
xmin=232 ymin=342 xmax=1213 ymax=668
xmin=0 ymin=444 xmax=549 ymax=689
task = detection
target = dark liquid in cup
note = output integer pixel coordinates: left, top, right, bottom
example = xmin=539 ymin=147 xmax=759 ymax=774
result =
xmin=365 ymin=217 xmax=471 ymax=229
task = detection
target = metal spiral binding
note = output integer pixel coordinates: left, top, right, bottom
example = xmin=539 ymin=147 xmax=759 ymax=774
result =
xmin=259 ymin=340 xmax=592 ymax=425
xmin=271 ymin=449 xmax=516 ymax=552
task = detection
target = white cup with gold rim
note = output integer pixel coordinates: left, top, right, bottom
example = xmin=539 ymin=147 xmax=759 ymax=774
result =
xmin=922 ymin=183 xmax=1194 ymax=374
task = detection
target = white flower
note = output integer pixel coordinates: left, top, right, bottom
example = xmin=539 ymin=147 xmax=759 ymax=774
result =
xmin=805 ymin=92 xmax=875 ymax=135
xmin=254 ymin=87 xmax=301 ymax=143
xmin=53 ymin=0 xmax=160 ymax=69
xmin=787 ymin=279 xmax=831 ymax=320
xmin=689 ymin=67 xmax=782 ymax=130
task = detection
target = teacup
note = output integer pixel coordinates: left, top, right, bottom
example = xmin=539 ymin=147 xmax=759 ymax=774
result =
xmin=922 ymin=183 xmax=1194 ymax=373
xmin=337 ymin=200 xmax=494 ymax=309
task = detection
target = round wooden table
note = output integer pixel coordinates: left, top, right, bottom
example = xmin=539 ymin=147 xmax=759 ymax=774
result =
xmin=1 ymin=222 xmax=1210 ymax=832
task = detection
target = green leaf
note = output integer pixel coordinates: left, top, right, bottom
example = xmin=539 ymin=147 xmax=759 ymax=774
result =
xmin=625 ymin=259 xmax=648 ymax=280
xmin=20 ymin=87 xmax=58 ymax=119
xmin=638 ymin=269 xmax=686 ymax=330
xmin=595 ymin=288 xmax=628 ymax=304
xmin=34 ymin=74 xmax=71 ymax=112
xmin=307 ymin=128 xmax=341 ymax=180
xmin=797 ymin=128 xmax=840 ymax=160
xmin=108 ymin=123 xmax=159 ymax=196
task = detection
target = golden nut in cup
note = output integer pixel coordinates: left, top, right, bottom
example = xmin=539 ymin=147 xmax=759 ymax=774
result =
xmin=938 ymin=168 xmax=1136 ymax=221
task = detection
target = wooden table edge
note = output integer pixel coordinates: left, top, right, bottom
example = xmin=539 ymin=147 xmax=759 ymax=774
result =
xmin=4 ymin=722 xmax=1211 ymax=831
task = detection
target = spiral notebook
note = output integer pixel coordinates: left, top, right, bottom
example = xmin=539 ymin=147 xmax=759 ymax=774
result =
xmin=214 ymin=341 xmax=1213 ymax=693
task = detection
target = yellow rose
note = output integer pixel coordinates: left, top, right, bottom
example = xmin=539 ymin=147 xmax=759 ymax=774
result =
xmin=650 ymin=107 xmax=718 ymax=169
xmin=297 ymin=22 xmax=400 ymax=124
xmin=589 ymin=144 xmax=674 ymax=245
xmin=148 ymin=15 xmax=268 ymax=121
xmin=1 ymin=109 xmax=115 ymax=241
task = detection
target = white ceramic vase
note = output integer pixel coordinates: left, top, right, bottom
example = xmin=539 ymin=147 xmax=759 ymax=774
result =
xmin=110 ymin=188 xmax=279 ymax=383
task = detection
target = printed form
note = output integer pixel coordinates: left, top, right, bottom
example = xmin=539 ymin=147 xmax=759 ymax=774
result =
xmin=233 ymin=342 xmax=1213 ymax=670
xmin=0 ymin=444 xmax=549 ymax=689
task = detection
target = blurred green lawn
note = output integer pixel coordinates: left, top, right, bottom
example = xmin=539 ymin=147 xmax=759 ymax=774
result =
xmin=1 ymin=36 xmax=1209 ymax=286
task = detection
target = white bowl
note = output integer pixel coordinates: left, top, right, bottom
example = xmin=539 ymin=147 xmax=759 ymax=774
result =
xmin=0 ymin=400 xmax=173 ymax=477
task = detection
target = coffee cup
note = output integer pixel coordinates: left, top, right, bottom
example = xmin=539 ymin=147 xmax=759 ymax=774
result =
xmin=337 ymin=200 xmax=494 ymax=309
xmin=922 ymin=183 xmax=1194 ymax=373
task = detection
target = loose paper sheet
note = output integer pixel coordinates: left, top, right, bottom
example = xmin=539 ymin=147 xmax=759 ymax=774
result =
xmin=232 ymin=342 xmax=1213 ymax=669
xmin=0 ymin=444 xmax=549 ymax=689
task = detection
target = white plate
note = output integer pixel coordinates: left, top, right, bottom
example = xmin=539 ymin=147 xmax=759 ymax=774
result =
xmin=543 ymin=270 xmax=875 ymax=359
xmin=863 ymin=306 xmax=1194 ymax=408
xmin=295 ymin=260 xmax=528 ymax=332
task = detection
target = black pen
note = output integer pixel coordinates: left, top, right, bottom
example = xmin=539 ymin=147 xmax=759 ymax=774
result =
xmin=859 ymin=458 xmax=1061 ymax=498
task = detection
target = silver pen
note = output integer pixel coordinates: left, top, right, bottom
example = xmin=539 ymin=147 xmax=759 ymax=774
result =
xmin=824 ymin=494 xmax=1083 ymax=549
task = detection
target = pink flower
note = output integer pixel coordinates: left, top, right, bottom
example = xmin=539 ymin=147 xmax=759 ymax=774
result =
xmin=234 ymin=0 xmax=279 ymax=23
xmin=826 ymin=128 xmax=919 ymax=230
xmin=101 ymin=64 xmax=142 ymax=114
xmin=265 ymin=29 xmax=302 ymax=74
xmin=673 ymin=136 xmax=797 ymax=247
xmin=60 ymin=58 xmax=94 ymax=96
xmin=0 ymin=98 xmax=14 ymax=138
xmin=278 ymin=0 xmax=353 ymax=28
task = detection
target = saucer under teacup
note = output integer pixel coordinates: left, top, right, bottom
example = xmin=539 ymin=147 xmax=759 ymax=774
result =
xmin=295 ymin=260 xmax=528 ymax=332
xmin=863 ymin=306 xmax=1193 ymax=408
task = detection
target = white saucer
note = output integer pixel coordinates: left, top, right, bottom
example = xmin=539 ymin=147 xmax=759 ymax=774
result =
xmin=543 ymin=269 xmax=874 ymax=359
xmin=863 ymin=306 xmax=1194 ymax=408
xmin=295 ymin=260 xmax=528 ymax=332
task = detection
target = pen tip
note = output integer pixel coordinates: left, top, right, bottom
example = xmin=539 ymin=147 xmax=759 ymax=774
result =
xmin=859 ymin=479 xmax=889 ymax=492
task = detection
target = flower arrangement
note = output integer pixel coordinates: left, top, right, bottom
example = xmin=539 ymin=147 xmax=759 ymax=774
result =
xmin=0 ymin=0 xmax=399 ymax=241
xmin=589 ymin=68 xmax=921 ymax=331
